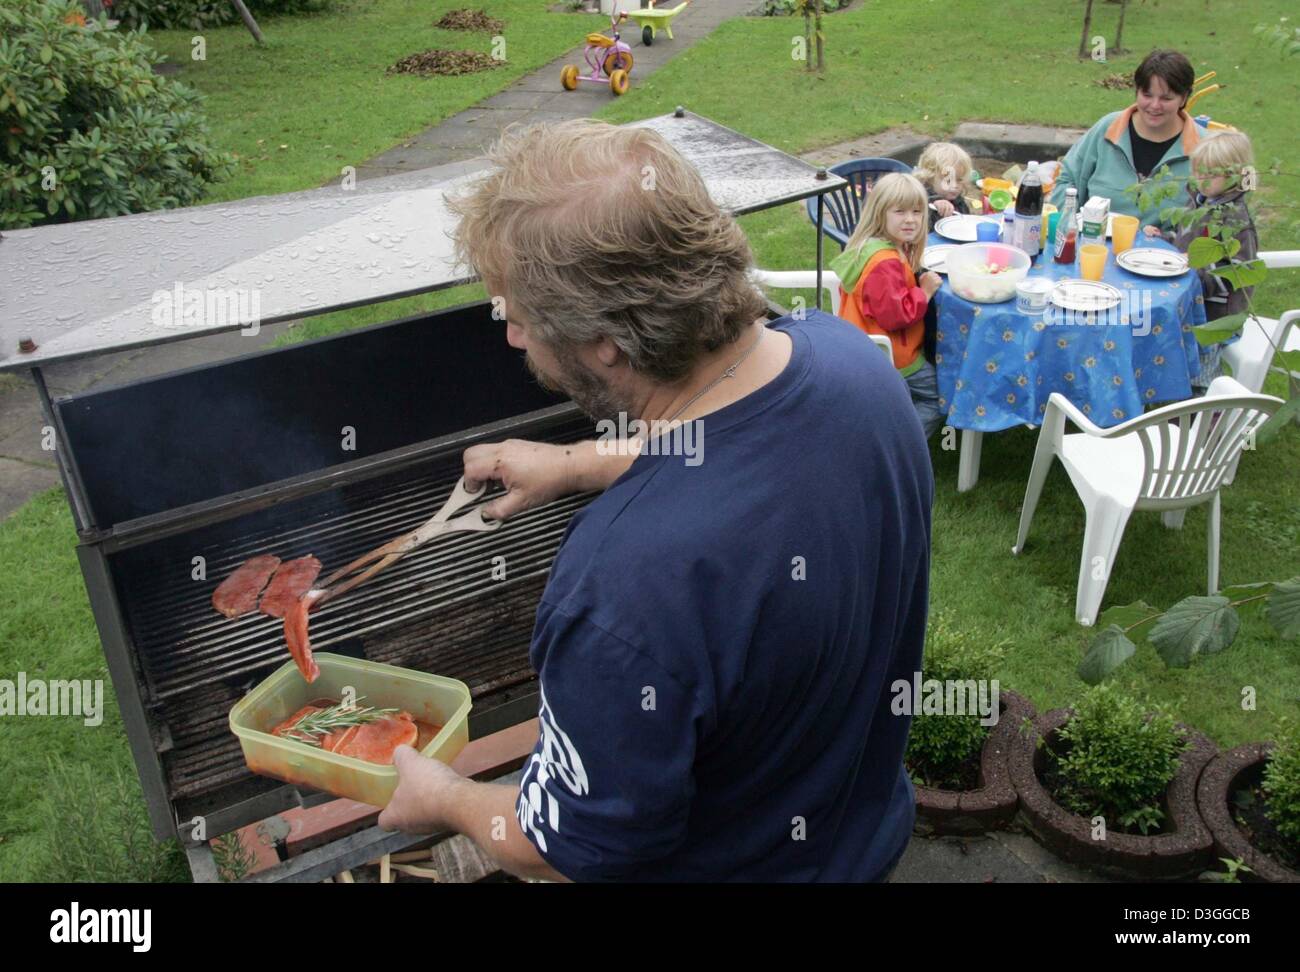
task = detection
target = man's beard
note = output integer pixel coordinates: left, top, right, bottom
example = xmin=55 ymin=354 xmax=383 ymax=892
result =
xmin=525 ymin=342 xmax=632 ymax=424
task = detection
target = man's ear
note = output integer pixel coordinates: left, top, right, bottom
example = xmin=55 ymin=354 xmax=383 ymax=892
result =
xmin=594 ymin=336 xmax=622 ymax=368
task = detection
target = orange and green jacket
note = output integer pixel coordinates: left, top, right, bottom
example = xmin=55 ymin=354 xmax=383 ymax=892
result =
xmin=829 ymin=239 xmax=929 ymax=377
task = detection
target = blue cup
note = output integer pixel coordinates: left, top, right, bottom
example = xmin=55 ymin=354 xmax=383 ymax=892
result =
xmin=976 ymin=221 xmax=1001 ymax=243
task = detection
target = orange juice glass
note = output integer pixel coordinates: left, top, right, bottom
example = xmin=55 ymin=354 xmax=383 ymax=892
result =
xmin=1080 ymin=244 xmax=1107 ymax=281
xmin=1111 ymin=214 xmax=1139 ymax=254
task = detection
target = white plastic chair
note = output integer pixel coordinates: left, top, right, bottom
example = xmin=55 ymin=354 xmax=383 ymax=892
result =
xmin=1220 ymin=311 xmax=1298 ymax=394
xmin=749 ymin=267 xmax=893 ymax=358
xmin=750 ymin=267 xmax=843 ymax=317
xmin=1011 ymin=376 xmax=1283 ymax=626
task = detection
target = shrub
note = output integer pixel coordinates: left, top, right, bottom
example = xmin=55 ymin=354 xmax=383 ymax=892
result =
xmin=904 ymin=611 xmax=1006 ymax=788
xmin=0 ymin=0 xmax=235 ymax=229
xmin=1263 ymin=718 xmax=1300 ymax=849
xmin=109 ymin=0 xmax=329 ymax=32
xmin=1052 ymin=685 xmax=1187 ymax=835
xmin=39 ymin=757 xmax=190 ymax=883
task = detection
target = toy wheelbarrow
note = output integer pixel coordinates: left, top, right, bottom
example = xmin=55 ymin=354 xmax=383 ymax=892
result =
xmin=625 ymin=0 xmax=690 ymax=47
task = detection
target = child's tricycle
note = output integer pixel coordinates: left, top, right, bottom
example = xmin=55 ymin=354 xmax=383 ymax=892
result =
xmin=625 ymin=0 xmax=691 ymax=47
xmin=561 ymin=11 xmax=634 ymax=96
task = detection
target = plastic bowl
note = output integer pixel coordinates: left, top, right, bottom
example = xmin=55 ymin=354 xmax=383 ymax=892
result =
xmin=229 ymin=653 xmax=472 ymax=807
xmin=946 ymin=242 xmax=1031 ymax=303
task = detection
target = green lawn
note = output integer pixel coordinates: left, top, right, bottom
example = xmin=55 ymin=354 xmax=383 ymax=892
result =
xmin=2 ymin=0 xmax=1298 ymax=881
xmin=144 ymin=0 xmax=604 ymax=202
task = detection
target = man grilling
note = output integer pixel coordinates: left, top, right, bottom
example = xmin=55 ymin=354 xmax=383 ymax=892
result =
xmin=377 ymin=119 xmax=933 ymax=882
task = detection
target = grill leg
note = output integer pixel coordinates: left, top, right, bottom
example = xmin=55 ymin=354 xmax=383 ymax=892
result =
xmin=816 ymin=195 xmax=825 ymax=312
xmin=185 ymin=842 xmax=221 ymax=883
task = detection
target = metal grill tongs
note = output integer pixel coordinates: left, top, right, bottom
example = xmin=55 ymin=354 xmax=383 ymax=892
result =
xmin=305 ymin=477 xmax=501 ymax=609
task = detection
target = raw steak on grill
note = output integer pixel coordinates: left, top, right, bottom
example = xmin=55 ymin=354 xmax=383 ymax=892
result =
xmin=258 ymin=556 xmax=322 ymax=619
xmin=211 ymin=554 xmax=281 ymax=619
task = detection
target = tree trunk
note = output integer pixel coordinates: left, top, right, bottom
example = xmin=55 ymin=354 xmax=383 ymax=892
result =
xmin=1078 ymin=0 xmax=1095 ymax=59
xmin=228 ymin=0 xmax=265 ymax=44
xmin=81 ymin=0 xmax=105 ymax=17
xmin=803 ymin=4 xmax=813 ymax=74
xmin=815 ymin=0 xmax=825 ymax=73
xmin=1113 ymin=0 xmax=1129 ymax=54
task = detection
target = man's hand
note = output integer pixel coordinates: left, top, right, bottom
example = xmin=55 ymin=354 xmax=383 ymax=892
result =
xmin=1142 ymin=225 xmax=1165 ymax=239
xmin=377 ymin=746 xmax=466 ymax=835
xmin=919 ymin=271 xmax=943 ymax=297
xmin=464 ymin=438 xmax=636 ymax=520
xmin=463 ymin=439 xmax=578 ymax=521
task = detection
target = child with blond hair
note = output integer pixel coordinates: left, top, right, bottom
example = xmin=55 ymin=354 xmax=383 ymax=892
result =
xmin=830 ymin=172 xmax=945 ymax=437
xmin=913 ymin=142 xmax=974 ymax=220
xmin=1144 ymin=130 xmax=1258 ymax=392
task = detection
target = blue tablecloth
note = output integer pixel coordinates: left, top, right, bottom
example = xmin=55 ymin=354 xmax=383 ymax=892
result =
xmin=932 ymin=235 xmax=1206 ymax=432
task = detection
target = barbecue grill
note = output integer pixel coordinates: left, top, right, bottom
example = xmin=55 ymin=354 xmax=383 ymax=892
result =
xmin=0 ymin=110 xmax=845 ymax=881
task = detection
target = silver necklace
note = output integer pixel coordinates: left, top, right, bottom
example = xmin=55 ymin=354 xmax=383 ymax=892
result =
xmin=664 ymin=327 xmax=765 ymax=425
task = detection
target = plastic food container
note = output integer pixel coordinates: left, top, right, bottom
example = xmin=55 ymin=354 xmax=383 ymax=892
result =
xmin=230 ymin=653 xmax=472 ymax=807
xmin=1015 ymin=278 xmax=1054 ymax=315
xmin=946 ymin=242 xmax=1032 ymax=303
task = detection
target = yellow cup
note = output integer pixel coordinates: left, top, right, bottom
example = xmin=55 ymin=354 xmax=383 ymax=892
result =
xmin=1041 ymin=203 xmax=1058 ymax=242
xmin=1080 ymin=244 xmax=1108 ymax=281
xmin=1111 ymin=214 xmax=1139 ymax=255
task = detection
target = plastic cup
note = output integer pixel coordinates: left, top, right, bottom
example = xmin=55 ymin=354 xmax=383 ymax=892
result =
xmin=976 ymin=221 xmax=1001 ymax=243
xmin=1080 ymin=244 xmax=1107 ymax=281
xmin=988 ymin=188 xmax=1013 ymax=212
xmin=1111 ymin=214 xmax=1139 ymax=255
xmin=1041 ymin=203 xmax=1058 ymax=241
xmin=1046 ymin=211 xmax=1060 ymax=246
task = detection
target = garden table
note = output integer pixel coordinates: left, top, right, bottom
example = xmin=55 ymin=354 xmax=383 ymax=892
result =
xmin=931 ymin=235 xmax=1207 ymax=491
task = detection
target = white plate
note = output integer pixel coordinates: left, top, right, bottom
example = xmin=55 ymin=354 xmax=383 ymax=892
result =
xmin=934 ymin=214 xmax=1001 ymax=243
xmin=1115 ymin=247 xmax=1190 ymax=277
xmin=921 ymin=245 xmax=957 ymax=274
xmin=1074 ymin=212 xmax=1115 ymax=238
xmin=1050 ymin=279 xmax=1123 ymax=312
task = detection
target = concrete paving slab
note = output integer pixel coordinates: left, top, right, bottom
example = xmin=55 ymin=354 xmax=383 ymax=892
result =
xmin=893 ymin=831 xmax=1108 ymax=883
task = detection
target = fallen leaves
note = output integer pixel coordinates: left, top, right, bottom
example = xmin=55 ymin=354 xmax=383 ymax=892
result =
xmin=387 ymin=49 xmax=501 ymax=77
xmin=435 ymin=9 xmax=505 ymax=33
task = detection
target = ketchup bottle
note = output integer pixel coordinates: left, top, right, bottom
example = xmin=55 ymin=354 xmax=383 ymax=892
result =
xmin=1054 ymin=187 xmax=1078 ymax=265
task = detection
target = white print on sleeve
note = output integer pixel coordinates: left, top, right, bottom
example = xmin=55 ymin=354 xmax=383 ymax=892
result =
xmin=517 ymin=685 xmax=590 ymax=853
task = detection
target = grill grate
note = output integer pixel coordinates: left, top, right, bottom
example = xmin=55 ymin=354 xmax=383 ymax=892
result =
xmin=107 ymin=415 xmax=594 ymax=805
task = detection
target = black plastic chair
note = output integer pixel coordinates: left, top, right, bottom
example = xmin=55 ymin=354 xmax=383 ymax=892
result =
xmin=806 ymin=157 xmax=914 ymax=250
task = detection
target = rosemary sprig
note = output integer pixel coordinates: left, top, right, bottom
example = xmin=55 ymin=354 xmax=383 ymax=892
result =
xmin=280 ymin=697 xmax=399 ymax=747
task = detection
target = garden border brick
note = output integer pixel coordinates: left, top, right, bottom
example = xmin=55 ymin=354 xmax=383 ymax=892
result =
xmin=914 ymin=689 xmax=1031 ymax=836
xmin=1009 ymin=707 xmax=1216 ymax=881
xmin=1196 ymin=742 xmax=1300 ymax=884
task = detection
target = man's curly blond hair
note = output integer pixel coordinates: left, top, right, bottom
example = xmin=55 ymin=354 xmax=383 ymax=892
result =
xmin=447 ymin=119 xmax=767 ymax=383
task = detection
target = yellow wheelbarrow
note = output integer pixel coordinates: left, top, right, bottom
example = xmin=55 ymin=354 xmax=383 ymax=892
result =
xmin=624 ymin=1 xmax=690 ymax=47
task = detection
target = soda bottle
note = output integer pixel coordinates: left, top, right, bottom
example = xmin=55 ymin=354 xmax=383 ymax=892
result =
xmin=1054 ymin=187 xmax=1078 ymax=265
xmin=1012 ymin=161 xmax=1044 ymax=260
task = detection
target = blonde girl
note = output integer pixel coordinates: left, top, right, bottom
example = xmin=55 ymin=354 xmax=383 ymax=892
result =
xmin=830 ymin=173 xmax=945 ymax=437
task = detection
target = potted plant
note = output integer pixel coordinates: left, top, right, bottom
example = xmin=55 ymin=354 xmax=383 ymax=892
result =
xmin=1009 ymin=684 xmax=1216 ymax=880
xmin=1197 ymin=719 xmax=1300 ymax=883
xmin=904 ymin=615 xmax=1027 ymax=835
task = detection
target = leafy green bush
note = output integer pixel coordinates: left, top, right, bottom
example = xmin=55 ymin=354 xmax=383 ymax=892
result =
xmin=0 ymin=0 xmax=235 ymax=229
xmin=1052 ymin=685 xmax=1188 ymax=835
xmin=109 ymin=0 xmax=329 ymax=32
xmin=760 ymin=0 xmax=848 ymax=15
xmin=904 ymin=611 xmax=1006 ymax=788
xmin=1263 ymin=718 xmax=1300 ymax=849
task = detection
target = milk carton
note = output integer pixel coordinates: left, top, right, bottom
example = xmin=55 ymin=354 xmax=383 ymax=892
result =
xmin=1080 ymin=196 xmax=1111 ymax=252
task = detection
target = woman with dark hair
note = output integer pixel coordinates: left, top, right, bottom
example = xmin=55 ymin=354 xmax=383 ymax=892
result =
xmin=1050 ymin=49 xmax=1209 ymax=228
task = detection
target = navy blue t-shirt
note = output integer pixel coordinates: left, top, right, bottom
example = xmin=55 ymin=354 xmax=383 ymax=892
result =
xmin=515 ymin=309 xmax=933 ymax=881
